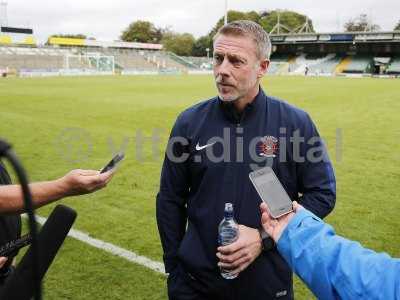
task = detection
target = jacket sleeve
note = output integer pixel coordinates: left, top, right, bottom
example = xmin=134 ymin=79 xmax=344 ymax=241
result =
xmin=156 ymin=115 xmax=190 ymax=274
xmin=277 ymin=209 xmax=400 ymax=300
xmin=296 ymin=113 xmax=336 ymax=218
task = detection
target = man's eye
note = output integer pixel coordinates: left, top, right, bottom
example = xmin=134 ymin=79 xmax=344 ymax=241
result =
xmin=231 ymin=58 xmax=243 ymax=66
xmin=214 ymin=55 xmax=223 ymax=64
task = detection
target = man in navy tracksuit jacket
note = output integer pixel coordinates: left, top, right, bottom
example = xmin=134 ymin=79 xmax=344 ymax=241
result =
xmin=156 ymin=20 xmax=336 ymax=300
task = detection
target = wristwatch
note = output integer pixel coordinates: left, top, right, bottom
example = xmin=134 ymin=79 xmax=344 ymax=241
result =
xmin=258 ymin=228 xmax=275 ymax=251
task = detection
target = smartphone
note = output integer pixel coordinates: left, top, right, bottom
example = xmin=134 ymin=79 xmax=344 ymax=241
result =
xmin=100 ymin=152 xmax=125 ymax=174
xmin=0 ymin=234 xmax=32 ymax=257
xmin=249 ymin=167 xmax=293 ymax=218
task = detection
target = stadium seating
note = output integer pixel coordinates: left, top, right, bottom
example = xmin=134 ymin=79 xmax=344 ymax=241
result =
xmin=288 ymin=54 xmax=339 ymax=75
xmin=386 ymin=57 xmax=400 ymax=74
xmin=335 ymin=57 xmax=352 ymax=74
xmin=268 ymin=54 xmax=291 ymax=75
xmin=90 ymin=48 xmax=191 ymax=72
xmin=1 ymin=41 xmax=394 ymax=77
xmin=267 ymin=62 xmax=284 ymax=74
xmin=167 ymin=53 xmax=198 ymax=69
xmin=0 ymin=46 xmax=64 ymax=70
xmin=0 ymin=54 xmax=63 ymax=70
xmin=0 ymin=45 xmax=196 ymax=73
xmin=107 ymin=51 xmax=155 ymax=71
xmin=307 ymin=54 xmax=343 ymax=75
xmin=341 ymin=55 xmax=373 ymax=73
xmin=267 ymin=54 xmax=343 ymax=76
xmin=0 ymin=46 xmax=77 ymax=70
xmin=186 ymin=56 xmax=212 ymax=69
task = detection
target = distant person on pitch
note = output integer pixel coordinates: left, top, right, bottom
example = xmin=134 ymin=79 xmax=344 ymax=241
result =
xmin=260 ymin=201 xmax=400 ymax=300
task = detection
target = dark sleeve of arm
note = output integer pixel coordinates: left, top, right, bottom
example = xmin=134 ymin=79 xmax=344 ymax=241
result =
xmin=156 ymin=115 xmax=190 ymax=273
xmin=296 ymin=114 xmax=336 ymax=218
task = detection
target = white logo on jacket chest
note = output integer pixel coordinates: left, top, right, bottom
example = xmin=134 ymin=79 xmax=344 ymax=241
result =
xmin=195 ymin=142 xmax=216 ymax=151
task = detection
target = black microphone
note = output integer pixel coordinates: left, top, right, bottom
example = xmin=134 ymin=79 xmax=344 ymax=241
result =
xmin=0 ymin=138 xmax=41 ymax=299
xmin=0 ymin=204 xmax=77 ymax=300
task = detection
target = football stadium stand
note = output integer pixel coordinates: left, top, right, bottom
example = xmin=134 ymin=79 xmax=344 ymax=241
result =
xmin=167 ymin=52 xmax=198 ymax=70
xmin=386 ymin=57 xmax=400 ymax=74
xmin=0 ymin=29 xmax=399 ymax=77
xmin=186 ymin=56 xmax=212 ymax=69
xmin=268 ymin=54 xmax=291 ymax=75
xmin=312 ymin=55 xmax=343 ymax=75
xmin=0 ymin=47 xmax=63 ymax=69
xmin=335 ymin=56 xmax=352 ymax=74
xmin=100 ymin=48 xmax=157 ymax=71
xmin=341 ymin=55 xmax=373 ymax=73
xmin=269 ymin=31 xmax=400 ymax=77
xmin=0 ymin=44 xmax=195 ymax=75
xmin=303 ymin=54 xmax=343 ymax=75
xmin=289 ymin=54 xmax=336 ymax=75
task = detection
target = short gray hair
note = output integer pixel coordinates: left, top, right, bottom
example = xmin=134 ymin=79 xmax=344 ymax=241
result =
xmin=213 ymin=20 xmax=272 ymax=60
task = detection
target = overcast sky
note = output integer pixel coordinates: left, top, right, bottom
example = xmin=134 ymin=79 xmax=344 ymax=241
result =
xmin=2 ymin=0 xmax=399 ymax=43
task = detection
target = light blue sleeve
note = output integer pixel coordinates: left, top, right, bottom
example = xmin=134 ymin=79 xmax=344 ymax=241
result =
xmin=277 ymin=209 xmax=400 ymax=300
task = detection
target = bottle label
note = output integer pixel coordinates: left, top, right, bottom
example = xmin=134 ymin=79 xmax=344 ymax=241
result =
xmin=218 ymin=227 xmax=238 ymax=246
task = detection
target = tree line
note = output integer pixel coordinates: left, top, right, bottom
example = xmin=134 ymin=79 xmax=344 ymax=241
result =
xmin=54 ymin=11 xmax=400 ymax=57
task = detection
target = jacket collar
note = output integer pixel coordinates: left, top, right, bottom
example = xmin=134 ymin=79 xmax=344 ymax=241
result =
xmin=218 ymin=87 xmax=266 ymax=124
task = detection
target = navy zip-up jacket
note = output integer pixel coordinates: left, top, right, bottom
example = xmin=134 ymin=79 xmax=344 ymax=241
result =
xmin=156 ymin=88 xmax=336 ymax=299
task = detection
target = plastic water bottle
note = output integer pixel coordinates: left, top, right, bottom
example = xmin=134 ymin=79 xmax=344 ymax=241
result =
xmin=218 ymin=202 xmax=239 ymax=279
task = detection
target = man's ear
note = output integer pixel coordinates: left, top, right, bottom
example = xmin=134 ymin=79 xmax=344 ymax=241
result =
xmin=257 ymin=59 xmax=269 ymax=78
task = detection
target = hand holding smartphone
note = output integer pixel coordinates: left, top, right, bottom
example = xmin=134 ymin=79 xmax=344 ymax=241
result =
xmin=100 ymin=152 xmax=125 ymax=174
xmin=249 ymin=167 xmax=293 ymax=218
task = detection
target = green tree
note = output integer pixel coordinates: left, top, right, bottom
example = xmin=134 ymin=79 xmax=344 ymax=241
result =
xmin=120 ymin=20 xmax=161 ymax=43
xmin=162 ymin=32 xmax=195 ymax=56
xmin=344 ymin=14 xmax=381 ymax=32
xmin=192 ymin=35 xmax=213 ymax=57
xmin=209 ymin=10 xmax=261 ymax=38
xmin=259 ymin=10 xmax=315 ymax=33
xmin=394 ymin=20 xmax=400 ymax=31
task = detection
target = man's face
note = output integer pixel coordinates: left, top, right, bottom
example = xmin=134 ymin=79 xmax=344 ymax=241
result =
xmin=213 ymin=34 xmax=267 ymax=102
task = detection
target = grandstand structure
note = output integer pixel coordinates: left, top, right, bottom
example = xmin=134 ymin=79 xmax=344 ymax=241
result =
xmin=0 ymin=28 xmax=204 ymax=76
xmin=268 ymin=31 xmax=400 ymax=76
xmin=1 ymin=25 xmax=400 ymax=77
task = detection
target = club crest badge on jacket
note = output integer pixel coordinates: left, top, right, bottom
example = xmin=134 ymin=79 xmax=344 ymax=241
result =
xmin=257 ymin=136 xmax=279 ymax=157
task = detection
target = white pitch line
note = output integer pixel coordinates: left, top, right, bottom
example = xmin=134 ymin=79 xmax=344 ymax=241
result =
xmin=30 ymin=214 xmax=166 ymax=275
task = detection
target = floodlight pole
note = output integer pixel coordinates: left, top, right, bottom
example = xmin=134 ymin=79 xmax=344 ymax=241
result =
xmin=277 ymin=12 xmax=280 ymax=34
xmin=297 ymin=16 xmax=312 ymax=34
xmin=0 ymin=1 xmax=8 ymax=27
xmin=224 ymin=0 xmax=228 ymax=25
xmin=269 ymin=10 xmax=292 ymax=35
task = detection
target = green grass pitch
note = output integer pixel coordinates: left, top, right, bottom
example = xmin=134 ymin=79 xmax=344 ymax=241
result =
xmin=0 ymin=75 xmax=399 ymax=299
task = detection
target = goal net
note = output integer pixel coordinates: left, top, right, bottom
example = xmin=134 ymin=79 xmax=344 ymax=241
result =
xmin=64 ymin=53 xmax=115 ymax=73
